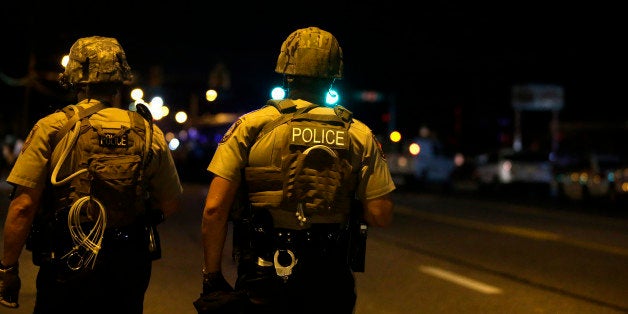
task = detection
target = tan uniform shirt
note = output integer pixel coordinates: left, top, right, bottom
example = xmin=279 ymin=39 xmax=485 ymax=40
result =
xmin=7 ymin=99 xmax=183 ymax=204
xmin=208 ymin=99 xmax=396 ymax=201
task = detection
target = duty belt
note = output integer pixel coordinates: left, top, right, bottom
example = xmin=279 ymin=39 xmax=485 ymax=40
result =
xmin=103 ymin=220 xmax=146 ymax=241
xmin=252 ymin=224 xmax=350 ymax=282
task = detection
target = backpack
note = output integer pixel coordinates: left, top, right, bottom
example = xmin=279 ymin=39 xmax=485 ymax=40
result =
xmin=49 ymin=102 xmax=154 ymax=229
xmin=26 ymin=101 xmax=154 ymax=270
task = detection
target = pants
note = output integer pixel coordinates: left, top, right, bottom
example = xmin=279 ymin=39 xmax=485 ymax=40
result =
xmin=236 ymin=258 xmax=356 ymax=314
xmin=235 ymin=227 xmax=357 ymax=314
xmin=33 ymin=224 xmax=152 ymax=314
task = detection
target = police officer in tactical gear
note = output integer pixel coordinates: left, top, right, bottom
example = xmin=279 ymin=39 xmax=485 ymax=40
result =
xmin=0 ymin=36 xmax=183 ymax=313
xmin=195 ymin=26 xmax=395 ymax=314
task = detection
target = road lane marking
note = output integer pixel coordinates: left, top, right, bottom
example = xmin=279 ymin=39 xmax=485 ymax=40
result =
xmin=395 ymin=205 xmax=628 ymax=257
xmin=420 ymin=265 xmax=502 ymax=294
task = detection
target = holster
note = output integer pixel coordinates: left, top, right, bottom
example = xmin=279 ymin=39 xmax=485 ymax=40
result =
xmin=144 ymin=223 xmax=161 ymax=261
xmin=347 ymin=198 xmax=367 ymax=272
xmin=26 ymin=216 xmax=49 ymax=266
xmin=348 ymin=220 xmax=367 ymax=272
xmin=26 ymin=209 xmax=70 ymax=266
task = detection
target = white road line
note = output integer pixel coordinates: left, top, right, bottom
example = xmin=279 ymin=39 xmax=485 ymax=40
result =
xmin=395 ymin=205 xmax=628 ymax=257
xmin=420 ymin=265 xmax=503 ymax=294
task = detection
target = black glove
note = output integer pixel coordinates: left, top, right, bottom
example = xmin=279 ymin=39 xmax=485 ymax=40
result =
xmin=193 ymin=272 xmax=248 ymax=314
xmin=0 ymin=261 xmax=20 ymax=308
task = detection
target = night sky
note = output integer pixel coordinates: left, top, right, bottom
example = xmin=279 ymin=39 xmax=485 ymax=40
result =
xmin=2 ymin=1 xmax=625 ymax=155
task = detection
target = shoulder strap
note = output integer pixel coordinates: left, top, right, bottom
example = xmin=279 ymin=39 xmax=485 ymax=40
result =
xmin=266 ymin=99 xmax=296 ymax=113
xmin=333 ymin=105 xmax=353 ymax=123
xmin=133 ymin=102 xmax=154 ymax=170
xmin=256 ymin=99 xmax=318 ymax=140
xmin=53 ymin=102 xmax=108 ymax=147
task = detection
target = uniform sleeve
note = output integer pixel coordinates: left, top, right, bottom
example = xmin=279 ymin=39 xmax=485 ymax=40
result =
xmin=7 ymin=114 xmax=65 ymax=189
xmin=146 ymin=127 xmax=183 ymax=201
xmin=207 ymin=117 xmax=249 ymax=183
xmin=357 ymin=132 xmax=396 ymax=200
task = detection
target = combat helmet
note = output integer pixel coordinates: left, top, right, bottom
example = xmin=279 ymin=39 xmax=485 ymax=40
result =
xmin=59 ymin=36 xmax=132 ymax=88
xmin=275 ymin=27 xmax=343 ymax=79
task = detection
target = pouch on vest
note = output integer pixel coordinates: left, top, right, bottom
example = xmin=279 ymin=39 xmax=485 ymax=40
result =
xmin=50 ymin=103 xmax=151 ymax=228
xmin=87 ymin=153 xmax=143 ymax=227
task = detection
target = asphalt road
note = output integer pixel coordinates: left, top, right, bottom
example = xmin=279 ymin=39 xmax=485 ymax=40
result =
xmin=2 ymin=181 xmax=628 ymax=313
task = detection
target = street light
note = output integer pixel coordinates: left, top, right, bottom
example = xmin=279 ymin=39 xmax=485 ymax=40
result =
xmin=131 ymin=88 xmax=144 ymax=101
xmin=206 ymin=89 xmax=218 ymax=102
xmin=174 ymin=111 xmax=188 ymax=124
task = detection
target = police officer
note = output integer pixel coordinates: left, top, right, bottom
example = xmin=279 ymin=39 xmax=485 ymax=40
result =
xmin=196 ymin=26 xmax=395 ymax=314
xmin=0 ymin=36 xmax=183 ymax=313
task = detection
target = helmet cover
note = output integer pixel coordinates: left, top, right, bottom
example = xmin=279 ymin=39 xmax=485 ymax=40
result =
xmin=59 ymin=36 xmax=132 ymax=87
xmin=275 ymin=27 xmax=343 ymax=79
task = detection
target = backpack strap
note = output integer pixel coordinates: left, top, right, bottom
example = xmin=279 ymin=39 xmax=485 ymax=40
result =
xmin=53 ymin=102 xmax=108 ymax=147
xmin=133 ymin=102 xmax=154 ymax=170
xmin=266 ymin=98 xmax=296 ymax=113
xmin=333 ymin=105 xmax=353 ymax=123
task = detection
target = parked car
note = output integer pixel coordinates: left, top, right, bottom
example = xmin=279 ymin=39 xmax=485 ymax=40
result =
xmin=410 ymin=136 xmax=457 ymax=184
xmin=473 ymin=149 xmax=553 ymax=194
xmin=554 ymin=153 xmax=626 ymax=203
xmin=612 ymin=165 xmax=628 ymax=202
xmin=385 ymin=138 xmax=460 ymax=190
xmin=386 ymin=151 xmax=415 ymax=186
